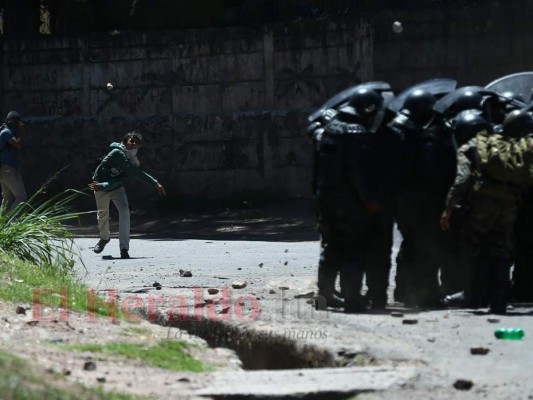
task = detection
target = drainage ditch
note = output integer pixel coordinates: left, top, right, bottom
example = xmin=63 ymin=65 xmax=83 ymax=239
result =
xmin=149 ymin=311 xmax=374 ymax=371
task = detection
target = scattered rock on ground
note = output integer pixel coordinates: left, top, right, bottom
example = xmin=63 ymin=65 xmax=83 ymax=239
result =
xmin=470 ymin=347 xmax=490 ymax=355
xmin=294 ymin=291 xmax=315 ymax=299
xmin=231 ymin=281 xmax=247 ymax=289
xmin=453 ymin=379 xmax=474 ymax=390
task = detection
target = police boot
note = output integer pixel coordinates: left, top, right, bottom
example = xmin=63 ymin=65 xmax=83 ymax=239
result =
xmin=340 ymin=266 xmax=367 ymax=313
xmin=366 ymin=289 xmax=387 ymax=310
xmin=489 ymin=258 xmax=512 ymax=315
xmin=465 ymin=256 xmax=490 ymax=309
xmin=315 ymin=265 xmax=344 ymax=310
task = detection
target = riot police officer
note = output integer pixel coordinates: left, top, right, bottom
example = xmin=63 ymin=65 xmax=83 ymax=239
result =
xmin=390 ymin=89 xmax=456 ymax=307
xmin=310 ymin=87 xmax=395 ymax=312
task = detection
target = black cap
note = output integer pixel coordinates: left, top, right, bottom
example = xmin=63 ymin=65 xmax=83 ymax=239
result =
xmin=6 ymin=111 xmax=21 ymax=122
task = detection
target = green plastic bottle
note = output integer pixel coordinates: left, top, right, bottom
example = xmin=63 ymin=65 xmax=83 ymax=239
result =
xmin=494 ymin=328 xmax=525 ymax=340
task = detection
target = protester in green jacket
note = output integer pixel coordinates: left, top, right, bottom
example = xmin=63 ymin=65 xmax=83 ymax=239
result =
xmin=89 ymin=131 xmax=166 ymax=259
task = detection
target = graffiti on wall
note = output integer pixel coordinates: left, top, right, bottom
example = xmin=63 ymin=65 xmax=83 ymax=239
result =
xmin=27 ymin=92 xmax=83 ymax=116
xmin=96 ymin=87 xmax=171 ymax=114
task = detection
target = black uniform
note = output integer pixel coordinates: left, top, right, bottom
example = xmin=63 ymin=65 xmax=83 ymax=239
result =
xmin=390 ymin=113 xmax=456 ymax=307
xmin=311 ymin=105 xmax=394 ymax=312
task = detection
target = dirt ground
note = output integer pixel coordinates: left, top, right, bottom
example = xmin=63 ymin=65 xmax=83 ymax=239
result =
xmin=0 ymin=199 xmax=320 ymax=399
xmin=0 ymin=300 xmax=243 ymax=399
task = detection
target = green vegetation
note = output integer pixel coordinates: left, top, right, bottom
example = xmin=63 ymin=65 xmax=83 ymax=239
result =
xmin=0 ymin=187 xmax=89 ymax=269
xmin=0 ymin=188 xmax=115 ymax=318
xmin=0 ymin=351 xmax=140 ymax=400
xmin=0 ymin=253 xmax=114 ymax=318
xmin=66 ymin=340 xmax=208 ymax=372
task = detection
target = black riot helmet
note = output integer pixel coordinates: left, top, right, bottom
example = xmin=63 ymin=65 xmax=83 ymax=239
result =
xmin=453 ymin=111 xmax=492 ymax=147
xmin=452 ymin=90 xmax=484 ymax=114
xmin=402 ymin=89 xmax=436 ymax=126
xmin=502 ymin=110 xmax=533 ymax=138
xmin=347 ymin=88 xmax=383 ymax=116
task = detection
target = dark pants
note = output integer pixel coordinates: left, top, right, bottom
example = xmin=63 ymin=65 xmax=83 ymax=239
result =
xmin=395 ymin=192 xmax=450 ymax=307
xmin=512 ymin=189 xmax=533 ymax=302
xmin=464 ymin=191 xmax=517 ymax=312
xmin=317 ymin=191 xmax=392 ymax=311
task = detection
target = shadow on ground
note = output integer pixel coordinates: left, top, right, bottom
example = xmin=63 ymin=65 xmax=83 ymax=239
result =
xmin=67 ymin=199 xmax=319 ymax=242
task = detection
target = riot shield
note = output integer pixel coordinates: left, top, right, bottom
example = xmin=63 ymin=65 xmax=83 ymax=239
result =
xmin=485 ymin=71 xmax=533 ymax=104
xmin=388 ymin=78 xmax=457 ymax=113
xmin=433 ymin=86 xmax=495 ymax=115
xmin=308 ymin=81 xmax=394 ymax=123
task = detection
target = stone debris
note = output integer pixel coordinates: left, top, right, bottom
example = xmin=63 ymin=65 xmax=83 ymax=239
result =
xmin=179 ymin=269 xmax=193 ymax=277
xmin=269 ymin=289 xmax=276 ymax=294
xmin=294 ymin=291 xmax=315 ymax=299
xmin=453 ymin=379 xmax=474 ymax=390
xmin=152 ymin=282 xmax=162 ymax=290
xmin=258 ymin=263 xmax=264 ymax=267
xmin=232 ymin=281 xmax=247 ymax=289
xmin=15 ymin=306 xmax=26 ymax=315
xmin=470 ymin=347 xmax=490 ymax=355
xmin=208 ymin=288 xmax=220 ymax=295
xmin=402 ymin=319 xmax=418 ymax=325
xmin=391 ymin=312 xmax=404 ymax=318
xmin=83 ymin=360 xmax=97 ymax=371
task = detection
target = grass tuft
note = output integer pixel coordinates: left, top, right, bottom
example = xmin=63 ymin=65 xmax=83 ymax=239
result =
xmin=0 ymin=186 xmax=92 ymax=271
xmin=0 ymin=351 xmax=140 ymax=399
xmin=66 ymin=340 xmax=209 ymax=372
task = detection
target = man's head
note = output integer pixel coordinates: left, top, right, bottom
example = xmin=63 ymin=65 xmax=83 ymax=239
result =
xmin=402 ymin=89 xmax=437 ymax=126
xmin=5 ymin=111 xmax=23 ymax=129
xmin=453 ymin=111 xmax=492 ymax=147
xmin=340 ymin=88 xmax=385 ymax=132
xmin=502 ymin=110 xmax=533 ymax=138
xmin=122 ymin=131 xmax=142 ymax=150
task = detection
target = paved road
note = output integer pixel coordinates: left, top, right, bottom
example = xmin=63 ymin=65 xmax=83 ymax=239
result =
xmin=71 ymin=229 xmax=533 ymax=399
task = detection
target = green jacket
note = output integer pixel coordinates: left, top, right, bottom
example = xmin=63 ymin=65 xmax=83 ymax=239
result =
xmin=92 ymin=142 xmax=158 ymax=192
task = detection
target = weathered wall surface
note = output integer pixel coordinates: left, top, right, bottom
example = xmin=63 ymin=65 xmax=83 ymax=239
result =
xmin=368 ymin=0 xmax=533 ymax=90
xmin=3 ymin=0 xmax=533 ymax=205
xmin=0 ymin=20 xmax=373 ymax=203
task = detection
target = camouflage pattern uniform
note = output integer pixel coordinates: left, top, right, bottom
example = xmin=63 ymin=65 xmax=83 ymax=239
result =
xmin=446 ymin=138 xmax=519 ymax=312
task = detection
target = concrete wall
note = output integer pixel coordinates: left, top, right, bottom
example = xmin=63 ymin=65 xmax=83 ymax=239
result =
xmin=4 ymin=0 xmax=533 ymax=204
xmin=369 ymin=0 xmax=533 ymax=89
xmin=0 ymin=20 xmax=373 ymax=203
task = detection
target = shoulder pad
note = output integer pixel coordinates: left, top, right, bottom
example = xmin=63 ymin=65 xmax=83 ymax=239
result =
xmin=388 ymin=113 xmax=414 ymax=130
xmin=324 ymin=119 xmax=367 ymax=136
xmin=321 ymin=108 xmax=338 ymax=123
